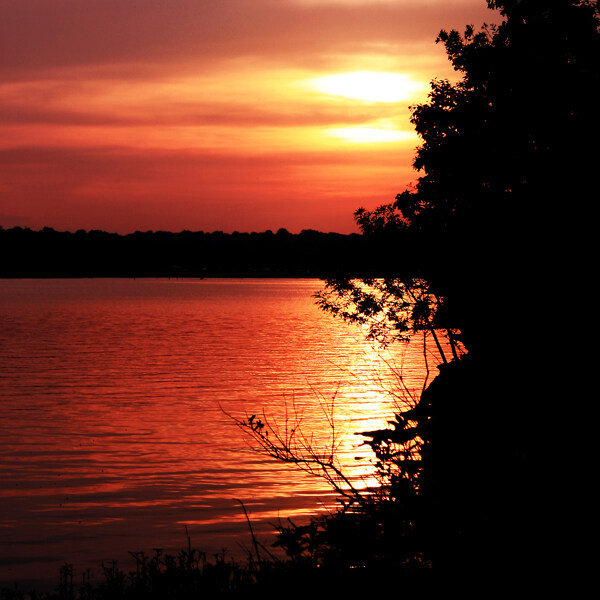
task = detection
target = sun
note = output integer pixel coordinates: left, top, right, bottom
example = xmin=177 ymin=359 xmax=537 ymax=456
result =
xmin=311 ymin=71 xmax=423 ymax=103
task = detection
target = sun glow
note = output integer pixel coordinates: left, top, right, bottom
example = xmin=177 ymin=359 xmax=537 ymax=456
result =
xmin=327 ymin=126 xmax=417 ymax=144
xmin=312 ymin=71 xmax=424 ymax=103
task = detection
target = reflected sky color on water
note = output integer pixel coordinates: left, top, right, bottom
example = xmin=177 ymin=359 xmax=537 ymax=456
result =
xmin=0 ymin=278 xmax=440 ymax=588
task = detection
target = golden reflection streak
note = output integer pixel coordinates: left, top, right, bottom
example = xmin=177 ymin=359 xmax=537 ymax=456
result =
xmin=234 ymin=333 xmax=434 ymax=501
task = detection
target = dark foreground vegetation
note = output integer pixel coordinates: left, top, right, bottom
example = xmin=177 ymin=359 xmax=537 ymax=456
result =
xmin=0 ymin=227 xmax=368 ymax=278
xmin=3 ymin=0 xmax=597 ymax=596
xmin=0 ymin=542 xmax=435 ymax=600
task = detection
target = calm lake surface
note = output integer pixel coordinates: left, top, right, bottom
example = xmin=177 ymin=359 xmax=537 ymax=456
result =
xmin=0 ymin=278 xmax=435 ymax=588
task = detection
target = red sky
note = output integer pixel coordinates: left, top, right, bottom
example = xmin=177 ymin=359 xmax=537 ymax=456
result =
xmin=1 ymin=0 xmax=494 ymax=234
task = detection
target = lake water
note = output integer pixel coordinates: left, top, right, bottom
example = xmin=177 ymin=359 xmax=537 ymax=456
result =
xmin=0 ymin=278 xmax=436 ymax=589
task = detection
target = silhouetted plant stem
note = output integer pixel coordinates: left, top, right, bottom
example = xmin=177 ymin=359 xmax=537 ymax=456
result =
xmin=236 ymin=499 xmax=261 ymax=566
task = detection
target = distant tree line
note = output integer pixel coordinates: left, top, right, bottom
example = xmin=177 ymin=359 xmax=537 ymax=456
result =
xmin=0 ymin=226 xmax=376 ymax=278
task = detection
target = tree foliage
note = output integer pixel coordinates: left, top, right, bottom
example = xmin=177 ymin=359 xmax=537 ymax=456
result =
xmin=325 ymin=0 xmax=599 ymax=343
xmin=315 ymin=277 xmax=462 ymax=363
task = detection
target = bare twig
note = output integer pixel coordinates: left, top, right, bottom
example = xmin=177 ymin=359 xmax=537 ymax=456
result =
xmin=222 ymin=398 xmax=369 ymax=509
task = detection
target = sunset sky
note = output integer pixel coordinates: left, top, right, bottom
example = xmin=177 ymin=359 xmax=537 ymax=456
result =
xmin=0 ymin=0 xmax=494 ymax=234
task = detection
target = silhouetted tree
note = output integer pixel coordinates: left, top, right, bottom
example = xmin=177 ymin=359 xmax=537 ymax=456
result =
xmin=327 ymin=0 xmax=599 ymax=343
xmin=314 ymin=0 xmax=599 ymax=583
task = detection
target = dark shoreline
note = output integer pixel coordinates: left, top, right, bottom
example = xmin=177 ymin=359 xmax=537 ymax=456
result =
xmin=0 ymin=227 xmax=369 ymax=280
